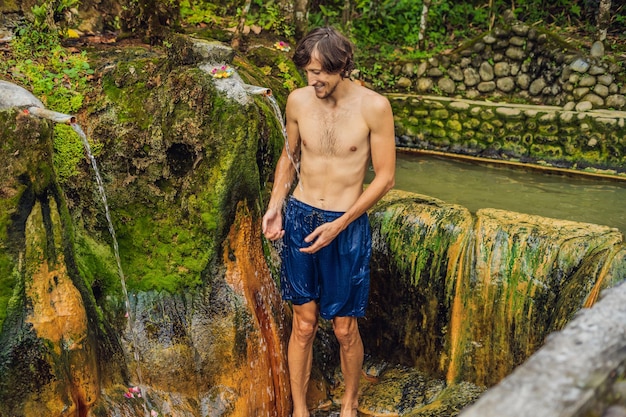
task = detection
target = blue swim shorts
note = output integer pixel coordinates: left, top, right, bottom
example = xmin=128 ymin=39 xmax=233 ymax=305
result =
xmin=280 ymin=197 xmax=372 ymax=320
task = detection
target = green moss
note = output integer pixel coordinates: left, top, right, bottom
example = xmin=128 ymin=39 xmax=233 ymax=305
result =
xmin=0 ymin=254 xmax=17 ymax=331
xmin=114 ymin=206 xmax=209 ymax=293
xmin=53 ymin=124 xmax=86 ymax=183
xmin=74 ymin=232 xmax=121 ymax=295
xmin=57 ymin=44 xmax=288 ymax=297
xmin=239 ymin=47 xmax=305 ymax=99
xmin=102 ymin=79 xmax=154 ymax=129
xmin=100 ymin=59 xmax=164 ymax=130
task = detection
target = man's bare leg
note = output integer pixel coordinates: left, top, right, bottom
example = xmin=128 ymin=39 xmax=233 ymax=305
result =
xmin=289 ymin=301 xmax=319 ymax=417
xmin=333 ymin=316 xmax=363 ymax=417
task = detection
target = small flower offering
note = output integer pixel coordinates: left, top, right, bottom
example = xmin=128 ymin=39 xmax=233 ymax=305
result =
xmin=209 ymin=65 xmax=234 ymax=79
xmin=274 ymin=41 xmax=291 ymax=52
xmin=123 ymin=386 xmax=142 ymax=399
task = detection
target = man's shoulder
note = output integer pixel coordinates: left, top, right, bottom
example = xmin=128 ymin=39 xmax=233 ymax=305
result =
xmin=357 ymin=87 xmax=391 ymax=110
xmin=288 ymin=86 xmax=313 ymax=99
xmin=286 ymin=86 xmax=314 ymax=109
xmin=285 ymin=87 xmax=313 ymax=120
xmin=357 ymin=84 xmax=386 ymax=98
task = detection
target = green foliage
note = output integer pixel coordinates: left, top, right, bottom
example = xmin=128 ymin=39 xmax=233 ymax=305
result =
xmin=358 ymin=60 xmax=386 ymax=89
xmin=307 ymin=0 xmax=493 ymax=86
xmin=276 ymin=58 xmax=299 ymax=91
xmin=248 ymin=0 xmax=295 ymax=38
xmin=31 ymin=0 xmax=79 ymax=32
xmin=179 ymin=0 xmax=296 ymax=37
xmin=309 ymin=0 xmax=484 ymax=51
xmin=309 ymin=3 xmax=340 ymax=26
xmin=179 ymin=0 xmax=226 ymax=26
xmin=0 ymin=14 xmax=95 ymax=184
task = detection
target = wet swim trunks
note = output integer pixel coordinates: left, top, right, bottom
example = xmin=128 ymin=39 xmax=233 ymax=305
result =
xmin=280 ymin=197 xmax=372 ymax=320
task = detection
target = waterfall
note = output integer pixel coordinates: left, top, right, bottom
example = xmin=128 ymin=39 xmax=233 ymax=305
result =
xmin=16 ymin=101 xmax=137 ymax=365
xmin=70 ymin=125 xmax=131 ymax=317
xmin=70 ymin=123 xmax=158 ymax=416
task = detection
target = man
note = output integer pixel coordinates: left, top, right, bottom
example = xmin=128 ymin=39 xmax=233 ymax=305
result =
xmin=262 ymin=26 xmax=396 ymax=417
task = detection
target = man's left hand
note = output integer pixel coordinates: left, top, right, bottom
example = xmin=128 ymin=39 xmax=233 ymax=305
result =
xmin=300 ymin=220 xmax=343 ymax=254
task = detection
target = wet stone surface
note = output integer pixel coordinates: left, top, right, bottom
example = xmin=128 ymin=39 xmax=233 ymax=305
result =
xmin=309 ymin=359 xmax=484 ymax=417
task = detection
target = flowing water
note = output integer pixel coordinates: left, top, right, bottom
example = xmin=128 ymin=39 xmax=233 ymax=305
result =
xmin=71 ymin=125 xmax=131 ymax=320
xmin=264 ymin=94 xmax=303 ymax=191
xmin=71 ymin=124 xmax=154 ymax=416
xmin=367 ymin=150 xmax=626 ymax=235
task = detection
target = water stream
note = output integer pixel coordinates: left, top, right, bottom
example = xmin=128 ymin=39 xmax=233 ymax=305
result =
xmin=195 ymin=59 xmax=302 ymax=193
xmin=70 ymin=125 xmax=131 ymax=318
xmin=367 ymin=150 xmax=626 ymax=235
xmin=263 ymin=93 xmax=303 ymax=191
xmin=70 ymin=124 xmax=155 ymax=416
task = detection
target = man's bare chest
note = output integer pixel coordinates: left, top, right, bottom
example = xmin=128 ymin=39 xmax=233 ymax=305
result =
xmin=298 ymin=110 xmax=369 ymax=156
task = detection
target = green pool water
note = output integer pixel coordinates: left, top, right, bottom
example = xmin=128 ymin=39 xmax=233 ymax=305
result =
xmin=367 ymin=150 xmax=626 ymax=236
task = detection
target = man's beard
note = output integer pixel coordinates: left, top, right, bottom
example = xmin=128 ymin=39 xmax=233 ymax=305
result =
xmin=315 ymin=80 xmax=339 ymax=99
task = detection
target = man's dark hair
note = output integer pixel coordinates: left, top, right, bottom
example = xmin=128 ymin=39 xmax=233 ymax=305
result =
xmin=293 ymin=27 xmax=355 ymax=78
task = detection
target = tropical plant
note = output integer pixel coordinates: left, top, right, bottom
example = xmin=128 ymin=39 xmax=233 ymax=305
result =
xmin=1 ymin=5 xmax=95 ymax=183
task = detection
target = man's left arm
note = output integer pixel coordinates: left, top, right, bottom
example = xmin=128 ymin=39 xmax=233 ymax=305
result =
xmin=300 ymin=94 xmax=396 ymax=254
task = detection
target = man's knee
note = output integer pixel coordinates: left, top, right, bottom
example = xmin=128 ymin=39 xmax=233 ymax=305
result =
xmin=293 ymin=316 xmax=317 ymax=343
xmin=292 ymin=305 xmax=319 ymax=343
xmin=332 ymin=317 xmax=359 ymax=346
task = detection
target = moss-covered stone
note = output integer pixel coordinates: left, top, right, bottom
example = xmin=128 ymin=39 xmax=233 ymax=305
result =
xmin=365 ymin=190 xmax=626 ymax=391
xmin=1 ymin=35 xmax=293 ymax=415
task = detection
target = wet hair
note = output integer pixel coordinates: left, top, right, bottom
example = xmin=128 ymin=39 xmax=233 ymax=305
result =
xmin=293 ymin=26 xmax=355 ymax=78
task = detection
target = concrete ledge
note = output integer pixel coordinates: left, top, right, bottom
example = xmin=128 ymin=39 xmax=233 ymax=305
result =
xmin=460 ymin=280 xmax=626 ymax=417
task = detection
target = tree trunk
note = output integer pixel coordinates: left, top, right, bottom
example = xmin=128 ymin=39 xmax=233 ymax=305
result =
xmin=231 ymin=0 xmax=253 ymax=49
xmin=342 ymin=0 xmax=351 ymax=27
xmin=418 ymin=0 xmax=432 ymax=50
xmin=597 ymin=0 xmax=611 ymax=41
xmin=278 ymin=0 xmax=295 ymax=27
xmin=294 ymin=0 xmax=309 ymax=39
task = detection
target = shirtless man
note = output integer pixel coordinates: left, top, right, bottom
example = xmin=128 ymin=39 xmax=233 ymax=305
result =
xmin=262 ymin=26 xmax=396 ymax=417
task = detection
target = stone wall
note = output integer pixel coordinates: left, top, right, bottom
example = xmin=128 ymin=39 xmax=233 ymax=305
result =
xmin=385 ymin=11 xmax=626 ymax=177
xmin=391 ymin=11 xmax=626 ymax=111
xmin=390 ymin=94 xmax=626 ymax=176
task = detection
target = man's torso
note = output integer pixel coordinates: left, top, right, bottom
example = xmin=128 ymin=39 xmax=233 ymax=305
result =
xmin=291 ymin=85 xmax=374 ymax=211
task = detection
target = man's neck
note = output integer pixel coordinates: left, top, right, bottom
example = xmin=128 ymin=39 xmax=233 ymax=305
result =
xmin=320 ymin=78 xmax=353 ymax=107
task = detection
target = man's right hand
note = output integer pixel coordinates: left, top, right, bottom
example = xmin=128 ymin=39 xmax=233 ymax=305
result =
xmin=262 ymin=208 xmax=284 ymax=241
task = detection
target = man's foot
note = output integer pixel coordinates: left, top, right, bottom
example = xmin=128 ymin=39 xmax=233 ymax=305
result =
xmin=339 ymin=405 xmax=358 ymax=417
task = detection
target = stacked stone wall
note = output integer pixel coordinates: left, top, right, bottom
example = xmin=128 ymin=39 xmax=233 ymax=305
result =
xmin=390 ymin=94 xmax=626 ymax=176
xmin=391 ymin=13 xmax=626 ymax=111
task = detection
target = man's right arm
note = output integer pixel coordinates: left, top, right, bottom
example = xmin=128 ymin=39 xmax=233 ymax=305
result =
xmin=262 ymin=91 xmax=301 ymax=241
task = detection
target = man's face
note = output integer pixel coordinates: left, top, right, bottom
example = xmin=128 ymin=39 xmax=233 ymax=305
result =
xmin=303 ymin=53 xmax=342 ymax=99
